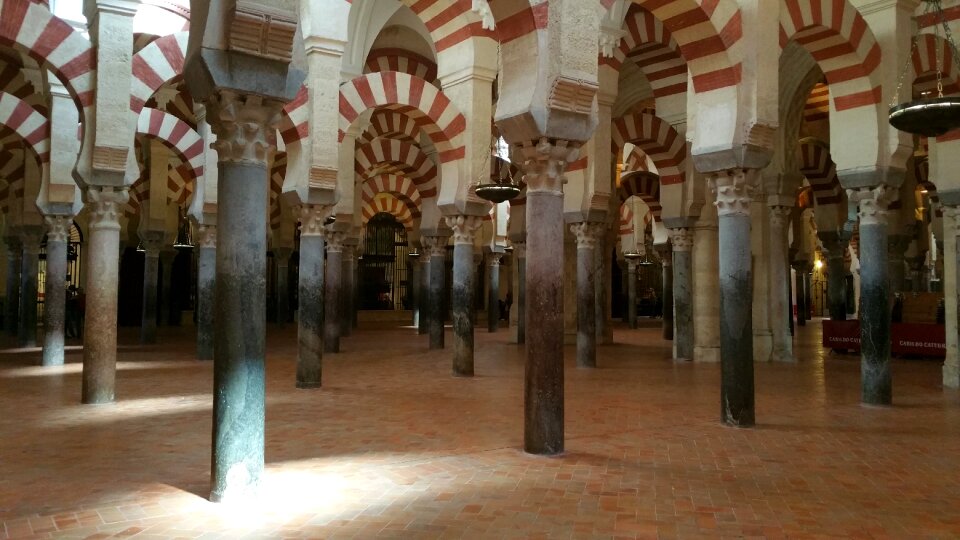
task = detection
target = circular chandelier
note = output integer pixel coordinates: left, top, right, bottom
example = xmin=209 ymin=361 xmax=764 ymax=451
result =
xmin=474 ymin=134 xmax=520 ymax=204
xmin=889 ymin=0 xmax=960 ymax=137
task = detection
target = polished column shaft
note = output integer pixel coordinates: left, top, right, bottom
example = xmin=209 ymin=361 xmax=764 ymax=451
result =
xmin=423 ymin=236 xmax=447 ymax=350
xmin=658 ymin=243 xmax=674 ymax=341
xmin=447 ymin=216 xmax=482 ymax=376
xmin=324 ymin=232 xmax=345 ymax=354
xmin=487 ymin=253 xmax=502 ymax=333
xmin=670 ymin=229 xmax=694 ymax=361
xmin=296 ymin=205 xmax=328 ymax=388
xmin=42 ymin=216 xmax=71 ymax=366
xmin=571 ymin=222 xmax=603 ymax=368
xmin=769 ymin=207 xmax=794 ymax=361
xmin=196 ymin=225 xmax=216 ymax=361
xmin=18 ymin=228 xmax=43 ymax=348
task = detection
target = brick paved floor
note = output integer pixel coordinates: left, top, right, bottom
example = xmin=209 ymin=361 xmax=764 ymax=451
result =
xmin=1 ymin=319 xmax=958 ymax=539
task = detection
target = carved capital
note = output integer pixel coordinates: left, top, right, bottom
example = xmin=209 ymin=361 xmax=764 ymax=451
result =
xmin=768 ymin=205 xmax=793 ymax=229
xmin=208 ymin=92 xmax=284 ymax=166
xmin=422 ymin=235 xmax=448 ymax=259
xmin=44 ymin=215 xmax=73 ymax=244
xmin=569 ymin=221 xmax=605 ymax=250
xmin=139 ymin=230 xmax=165 ymax=257
xmin=198 ymin=224 xmax=217 ymax=249
xmin=847 ymin=185 xmax=897 ymax=228
xmin=487 ymin=253 xmax=503 ymax=266
xmin=325 ymin=230 xmax=346 ymax=253
xmin=519 ymin=138 xmax=580 ymax=194
xmin=445 ymin=215 xmax=484 ymax=245
xmin=668 ymin=228 xmax=694 ymax=252
xmin=86 ymin=187 xmax=130 ymax=231
xmin=709 ymin=169 xmax=756 ymax=218
xmin=298 ymin=204 xmax=333 ymax=237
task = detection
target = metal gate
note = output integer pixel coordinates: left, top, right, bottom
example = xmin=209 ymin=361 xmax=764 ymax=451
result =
xmin=359 ymin=213 xmax=409 ymax=310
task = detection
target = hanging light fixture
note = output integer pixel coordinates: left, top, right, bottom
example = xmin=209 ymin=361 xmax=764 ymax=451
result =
xmin=173 ymin=206 xmax=194 ymax=249
xmin=889 ymin=0 xmax=960 ymax=137
xmin=474 ymin=133 xmax=521 ymax=203
xmin=623 ymin=251 xmax=641 ymax=262
xmin=136 ymin=241 xmax=145 ymax=253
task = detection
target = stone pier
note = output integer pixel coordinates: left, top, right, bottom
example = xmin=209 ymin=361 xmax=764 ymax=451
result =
xmin=409 ymin=251 xmax=421 ymax=328
xmin=196 ymin=225 xmax=216 ymax=361
xmin=769 ymin=207 xmax=794 ymax=361
xmin=296 ymin=205 xmax=329 ymax=388
xmin=423 ymin=236 xmax=448 ymax=350
xmin=447 ymin=216 xmax=482 ymax=377
xmin=821 ymin=234 xmax=848 ymax=321
xmin=669 ymin=228 xmax=694 ymax=361
xmin=692 ymin=208 xmax=720 ymax=363
xmin=324 ymin=231 xmax=345 ymax=354
xmin=570 ymin=222 xmax=603 ymax=368
xmin=42 ymin=216 xmax=71 ymax=366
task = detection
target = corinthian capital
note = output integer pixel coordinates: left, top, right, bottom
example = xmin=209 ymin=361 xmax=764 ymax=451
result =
xmin=44 ymin=214 xmax=73 ymax=244
xmin=86 ymin=187 xmax=130 ymax=231
xmin=709 ymin=169 xmax=756 ymax=218
xmin=325 ymin=230 xmax=346 ymax=253
xmin=668 ymin=228 xmax=694 ymax=252
xmin=208 ymin=92 xmax=284 ymax=166
xmin=847 ymin=185 xmax=897 ymax=228
xmin=768 ymin=205 xmax=793 ymax=229
xmin=198 ymin=224 xmax=217 ymax=249
xmin=422 ymin=236 xmax=449 ymax=258
xmin=569 ymin=222 xmax=605 ymax=250
xmin=298 ymin=204 xmax=333 ymax=237
xmin=519 ymin=138 xmax=580 ymax=194
xmin=445 ymin=215 xmax=484 ymax=245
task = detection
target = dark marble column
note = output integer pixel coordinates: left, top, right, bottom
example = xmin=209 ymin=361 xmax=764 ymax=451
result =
xmin=447 ymin=216 xmax=482 ymax=376
xmin=423 ymin=236 xmax=448 ymax=350
xmin=768 ymin=207 xmax=794 ymax=361
xmin=274 ymin=247 xmax=292 ymax=325
xmin=340 ymin=245 xmax=355 ymax=336
xmin=571 ymin=222 xmax=603 ymax=368
xmin=626 ymin=259 xmax=638 ymax=329
xmin=887 ymin=234 xmax=908 ymax=294
xmin=852 ymin=186 xmax=893 ymax=405
xmin=139 ymin=234 xmax=163 ymax=345
xmin=669 ymin=228 xmax=694 ymax=361
xmin=409 ymin=251 xmax=421 ymax=327
xmin=324 ymin=231 xmax=345 ymax=354
xmin=418 ymin=256 xmax=428 ymax=335
xmin=522 ymin=140 xmax=575 ymax=456
xmin=4 ymin=235 xmax=20 ymax=337
xmin=18 ymin=227 xmax=43 ymax=348
xmin=515 ymin=241 xmax=526 ymax=345
xmin=82 ymin=187 xmax=129 ymax=404
xmin=487 ymin=252 xmax=502 ymax=333
xmin=42 ymin=216 xmax=71 ymax=366
xmin=821 ymin=236 xmax=848 ymax=321
xmin=159 ymin=249 xmax=176 ymax=326
xmin=712 ymin=170 xmax=756 ymax=427
xmin=196 ymin=224 xmax=216 ymax=361
xmin=657 ymin=242 xmax=674 ymax=341
xmin=295 ymin=205 xmax=328 ymax=388
xmin=594 ymin=229 xmax=609 ymax=344
xmin=793 ymin=262 xmax=807 ymax=327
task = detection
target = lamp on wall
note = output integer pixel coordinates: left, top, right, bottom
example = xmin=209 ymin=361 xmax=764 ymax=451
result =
xmin=889 ymin=0 xmax=960 ymax=136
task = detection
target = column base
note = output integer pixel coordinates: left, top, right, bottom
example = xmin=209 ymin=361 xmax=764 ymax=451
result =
xmin=694 ymin=346 xmax=720 ymax=363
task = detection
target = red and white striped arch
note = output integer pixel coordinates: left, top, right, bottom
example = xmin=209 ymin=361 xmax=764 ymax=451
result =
xmin=365 ymin=47 xmax=438 ymax=82
xmin=167 ymin=161 xmax=194 ymax=206
xmin=618 ymin=171 xmax=662 ymax=221
xmin=360 ymin=174 xmax=422 ymax=218
xmin=623 ymin=146 xmax=654 ymax=174
xmin=611 ymin=112 xmax=686 ymax=185
xmin=0 ymin=92 xmax=49 ymax=164
xmin=0 ymin=149 xmax=24 ymax=214
xmin=779 ymin=0 xmax=882 ymax=112
xmin=618 ymin=204 xmax=634 ymax=237
xmin=0 ymin=59 xmax=46 ymax=115
xmin=399 ymin=0 xmax=493 ymax=54
xmin=130 ymin=31 xmax=188 ymax=114
xmin=913 ymin=33 xmax=959 ymax=97
xmin=269 ymin=153 xmax=287 ymax=230
xmin=135 ymin=107 xmax=204 ymax=187
xmin=604 ymin=6 xmax=687 ymax=99
xmin=339 ymin=71 xmax=466 ymax=162
xmin=804 ymin=82 xmax=829 ymax=124
xmin=125 ymin=175 xmax=150 ymax=216
xmin=362 ymin=193 xmax=416 ymax=231
xmin=359 ymin=109 xmax=422 ymax=145
xmin=354 ymin=137 xmax=439 ymax=198
xmin=798 ymin=139 xmax=843 ymax=206
xmin=280 ymin=85 xmax=309 ymax=146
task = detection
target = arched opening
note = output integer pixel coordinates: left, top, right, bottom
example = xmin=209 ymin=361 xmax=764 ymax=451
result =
xmin=359 ymin=213 xmax=409 ymax=311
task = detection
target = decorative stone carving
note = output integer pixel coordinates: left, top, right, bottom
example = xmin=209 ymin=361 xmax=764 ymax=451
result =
xmin=325 ymin=231 xmax=346 ymax=253
xmin=208 ymin=92 xmax=283 ymax=166
xmin=547 ymin=76 xmax=599 ymax=115
xmin=519 ymin=138 xmax=580 ymax=194
xmin=92 ymin=146 xmax=129 ymax=173
xmin=768 ymin=205 xmax=793 ymax=228
xmin=569 ymin=222 xmax=605 ymax=250
xmin=228 ymin=2 xmax=297 ymax=62
xmin=668 ymin=228 xmax=694 ymax=252
xmin=471 ymin=0 xmax=495 ymax=30
xmin=197 ymin=224 xmax=217 ymax=249
xmin=709 ymin=169 xmax=755 ymax=218
xmin=599 ymin=27 xmax=627 ymax=58
xmin=309 ymin=167 xmax=338 ymax=191
xmin=86 ymin=187 xmax=129 ymax=231
xmin=445 ymin=215 xmax=484 ymax=245
xmin=298 ymin=204 xmax=332 ymax=237
xmin=847 ymin=185 xmax=897 ymax=227
xmin=44 ymin=215 xmax=73 ymax=244
xmin=422 ymin=236 xmax=448 ymax=258
xmin=139 ymin=230 xmax=165 ymax=256
xmin=488 ymin=253 xmax=503 ymax=266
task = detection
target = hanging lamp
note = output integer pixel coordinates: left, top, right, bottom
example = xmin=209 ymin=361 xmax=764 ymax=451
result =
xmin=474 ymin=134 xmax=521 ymax=203
xmin=173 ymin=207 xmax=194 ymax=249
xmin=889 ymin=0 xmax=960 ymax=137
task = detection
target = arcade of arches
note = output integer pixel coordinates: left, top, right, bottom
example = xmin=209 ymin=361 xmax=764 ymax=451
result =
xmin=1 ymin=0 xmax=960 ymax=537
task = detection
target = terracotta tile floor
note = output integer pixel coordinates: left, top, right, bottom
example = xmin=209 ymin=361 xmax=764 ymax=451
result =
xmin=1 ymin=319 xmax=959 ymax=539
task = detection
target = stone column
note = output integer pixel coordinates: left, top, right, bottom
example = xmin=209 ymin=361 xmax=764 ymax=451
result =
xmin=18 ymin=227 xmax=43 ymax=348
xmin=206 ymin=93 xmax=284 ymax=502
xmin=4 ymin=235 xmax=20 ymax=337
xmin=42 ymin=216 xmax=71 ymax=366
xmin=323 ymin=231 xmax=345 ymax=354
xmin=196 ymin=224 xmax=216 ymax=361
xmin=656 ymin=242 xmax=674 ymax=341
xmin=570 ymin=222 xmax=603 ymax=368
xmin=139 ymin=233 xmax=163 ymax=345
xmin=159 ymin=249 xmax=176 ymax=326
xmin=803 ymin=270 xmax=814 ymax=320
xmin=821 ymin=237 xmax=848 ymax=321
xmin=423 ymin=236 xmax=447 ymax=349
xmin=710 ymin=170 xmax=756 ymax=427
xmin=793 ymin=262 xmax=808 ymax=327
xmin=409 ymin=251 xmax=421 ymax=327
xmin=887 ymin=234 xmax=908 ymax=293
xmin=81 ymin=187 xmax=129 ymax=404
xmin=296 ymin=205 xmax=329 ymax=388
xmin=850 ymin=186 xmax=894 ymax=405
xmin=418 ymin=256 xmax=429 ymax=335
xmin=487 ymin=252 xmax=502 ymax=333
xmin=669 ymin=228 xmax=694 ymax=361
xmin=447 ymin=216 xmax=483 ymax=376
xmin=515 ymin=241 xmax=526 ymax=344
xmin=692 ymin=208 xmax=721 ymax=363
xmin=943 ymin=207 xmax=960 ymax=389
xmin=521 ymin=140 xmax=576 ymax=456
xmin=341 ymin=245 xmax=355 ymax=336
xmin=595 ymin=231 xmax=609 ymax=344
xmin=768 ymin=207 xmax=794 ymax=361
xmin=274 ymin=247 xmax=292 ymax=325
xmin=626 ymin=259 xmax=638 ymax=329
